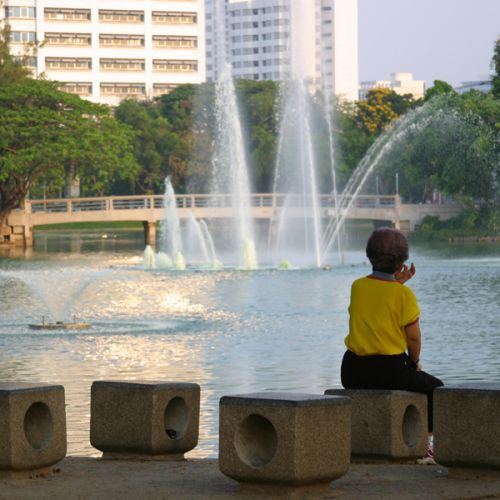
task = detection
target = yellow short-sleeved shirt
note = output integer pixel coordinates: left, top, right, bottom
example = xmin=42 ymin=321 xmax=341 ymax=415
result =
xmin=344 ymin=276 xmax=420 ymax=356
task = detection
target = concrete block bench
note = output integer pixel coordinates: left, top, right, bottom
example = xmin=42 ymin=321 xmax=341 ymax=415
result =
xmin=219 ymin=392 xmax=351 ymax=496
xmin=0 ymin=383 xmax=66 ymax=478
xmin=90 ymin=380 xmax=200 ymax=460
xmin=324 ymin=389 xmax=427 ymax=459
xmin=434 ymin=384 xmax=500 ymax=470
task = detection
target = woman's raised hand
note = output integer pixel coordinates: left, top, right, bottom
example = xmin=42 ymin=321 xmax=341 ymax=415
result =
xmin=395 ymin=262 xmax=416 ymax=284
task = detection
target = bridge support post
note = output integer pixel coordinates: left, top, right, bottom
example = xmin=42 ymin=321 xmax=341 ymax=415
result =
xmin=143 ymin=221 xmax=157 ymax=247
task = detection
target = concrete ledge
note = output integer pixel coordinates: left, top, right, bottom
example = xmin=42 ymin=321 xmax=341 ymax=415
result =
xmin=324 ymin=389 xmax=427 ymax=459
xmin=90 ymin=380 xmax=200 ymax=459
xmin=2 ymin=457 xmax=500 ymax=499
xmin=219 ymin=392 xmax=351 ymax=490
xmin=0 ymin=383 xmax=66 ymax=473
xmin=434 ymin=384 xmax=500 ymax=470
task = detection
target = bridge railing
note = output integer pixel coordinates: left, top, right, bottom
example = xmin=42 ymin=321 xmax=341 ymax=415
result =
xmin=26 ymin=194 xmax=398 ymax=214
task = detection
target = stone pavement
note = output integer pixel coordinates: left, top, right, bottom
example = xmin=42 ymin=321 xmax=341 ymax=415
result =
xmin=1 ymin=457 xmax=500 ymax=499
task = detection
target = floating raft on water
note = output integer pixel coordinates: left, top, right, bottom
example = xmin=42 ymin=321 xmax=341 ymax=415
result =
xmin=29 ymin=321 xmax=92 ymax=330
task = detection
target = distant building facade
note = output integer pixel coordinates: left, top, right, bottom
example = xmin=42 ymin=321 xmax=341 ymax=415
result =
xmin=1 ymin=0 xmax=206 ymax=105
xmin=359 ymin=72 xmax=425 ymax=100
xmin=204 ymin=0 xmax=359 ymax=101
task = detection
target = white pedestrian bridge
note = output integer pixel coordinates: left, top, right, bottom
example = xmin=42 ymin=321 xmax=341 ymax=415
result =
xmin=7 ymin=193 xmax=462 ymax=247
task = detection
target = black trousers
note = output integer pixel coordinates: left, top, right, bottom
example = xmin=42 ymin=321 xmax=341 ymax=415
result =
xmin=341 ymin=350 xmax=444 ymax=432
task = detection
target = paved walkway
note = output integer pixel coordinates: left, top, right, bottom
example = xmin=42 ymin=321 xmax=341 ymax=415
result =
xmin=1 ymin=457 xmax=500 ymax=499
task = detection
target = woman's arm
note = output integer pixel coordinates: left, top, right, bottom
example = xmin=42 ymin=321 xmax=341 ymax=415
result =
xmin=405 ymin=319 xmax=421 ymax=368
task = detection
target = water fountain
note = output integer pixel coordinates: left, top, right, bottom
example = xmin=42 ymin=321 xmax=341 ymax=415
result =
xmin=158 ymin=177 xmax=185 ymax=270
xmin=269 ymin=1 xmax=325 ymax=268
xmin=211 ymin=64 xmax=258 ymax=270
xmin=0 ymin=269 xmax=99 ymax=329
xmin=320 ymin=101 xmax=449 ymax=258
xmin=144 ymin=5 xmax=461 ymax=272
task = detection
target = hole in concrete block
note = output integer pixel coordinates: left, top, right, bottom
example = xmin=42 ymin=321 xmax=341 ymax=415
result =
xmin=235 ymin=413 xmax=278 ymax=468
xmin=402 ymin=404 xmax=422 ymax=448
xmin=24 ymin=402 xmax=53 ymax=450
xmin=164 ymin=397 xmax=188 ymax=440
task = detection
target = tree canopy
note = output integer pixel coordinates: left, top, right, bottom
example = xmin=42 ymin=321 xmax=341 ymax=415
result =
xmin=0 ymin=34 xmax=139 ymax=231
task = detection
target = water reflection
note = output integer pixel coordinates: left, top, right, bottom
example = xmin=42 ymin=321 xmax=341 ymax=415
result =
xmin=0 ymin=231 xmax=499 ymax=458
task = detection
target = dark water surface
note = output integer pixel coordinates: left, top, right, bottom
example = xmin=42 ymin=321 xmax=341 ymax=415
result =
xmin=0 ymin=230 xmax=499 ymax=458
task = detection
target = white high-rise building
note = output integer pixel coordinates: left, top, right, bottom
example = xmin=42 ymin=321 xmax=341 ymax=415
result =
xmin=1 ymin=0 xmax=206 ymax=105
xmin=205 ymin=0 xmax=358 ymax=101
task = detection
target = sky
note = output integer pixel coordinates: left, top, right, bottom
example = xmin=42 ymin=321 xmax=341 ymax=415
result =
xmin=358 ymin=0 xmax=500 ymax=88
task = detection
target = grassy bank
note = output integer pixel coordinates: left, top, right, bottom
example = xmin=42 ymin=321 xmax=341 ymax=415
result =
xmin=410 ymin=214 xmax=500 ymax=243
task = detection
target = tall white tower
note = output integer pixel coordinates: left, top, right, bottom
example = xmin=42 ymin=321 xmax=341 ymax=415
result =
xmin=205 ymin=0 xmax=358 ymax=100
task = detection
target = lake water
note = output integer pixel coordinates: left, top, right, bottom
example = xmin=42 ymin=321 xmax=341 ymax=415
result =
xmin=0 ymin=229 xmax=499 ymax=458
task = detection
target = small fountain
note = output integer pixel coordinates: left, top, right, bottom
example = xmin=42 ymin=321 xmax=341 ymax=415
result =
xmin=159 ymin=177 xmax=185 ymax=269
xmin=145 ymin=178 xmax=220 ymax=270
xmin=1 ymin=269 xmax=98 ymax=329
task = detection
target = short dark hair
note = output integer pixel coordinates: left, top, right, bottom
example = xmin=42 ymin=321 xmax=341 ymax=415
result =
xmin=366 ymin=227 xmax=409 ymax=273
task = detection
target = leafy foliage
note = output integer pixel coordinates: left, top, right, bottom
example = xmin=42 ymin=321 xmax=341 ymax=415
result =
xmin=0 ymin=41 xmax=139 ymax=228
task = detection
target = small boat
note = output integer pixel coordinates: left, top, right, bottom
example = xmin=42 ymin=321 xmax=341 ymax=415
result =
xmin=29 ymin=317 xmax=91 ymax=330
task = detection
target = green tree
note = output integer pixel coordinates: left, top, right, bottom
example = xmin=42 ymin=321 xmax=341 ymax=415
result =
xmin=235 ymin=79 xmax=279 ymax=191
xmin=379 ymin=92 xmax=499 ymax=230
xmin=0 ymin=79 xmax=138 ymax=232
xmin=157 ymin=83 xmax=216 ymax=193
xmin=115 ymin=99 xmax=180 ymax=194
xmin=0 ymin=27 xmax=31 ymax=85
xmin=424 ymin=80 xmax=455 ymax=101
xmin=356 ymin=87 xmax=416 ymax=134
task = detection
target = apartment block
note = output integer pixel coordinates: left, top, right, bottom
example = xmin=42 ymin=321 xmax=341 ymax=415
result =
xmin=205 ymin=0 xmax=358 ymax=101
xmin=1 ymin=0 xmax=206 ymax=105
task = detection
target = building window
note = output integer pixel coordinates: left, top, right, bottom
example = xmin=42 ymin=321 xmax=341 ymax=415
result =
xmin=100 ymin=59 xmax=145 ymax=71
xmin=153 ymin=59 xmax=197 ymax=72
xmin=99 ymin=34 xmax=144 ymax=47
xmin=60 ymin=82 xmax=92 ymax=95
xmin=152 ymin=83 xmax=179 ymax=96
xmin=13 ymin=55 xmax=37 ymax=67
xmin=46 ymin=57 xmax=92 ymax=70
xmin=44 ymin=8 xmax=91 ymax=21
xmin=99 ymin=10 xmax=144 ymax=23
xmin=100 ymin=83 xmax=146 ymax=96
xmin=45 ymin=33 xmax=91 ymax=46
xmin=152 ymin=11 xmax=197 ymax=24
xmin=6 ymin=6 xmax=35 ymax=18
xmin=152 ymin=36 xmax=197 ymax=48
xmin=9 ymin=31 xmax=36 ymax=43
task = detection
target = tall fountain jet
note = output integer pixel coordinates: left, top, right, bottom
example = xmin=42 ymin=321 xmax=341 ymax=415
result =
xmin=209 ymin=0 xmax=257 ymax=270
xmin=272 ymin=0 xmax=323 ymax=268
